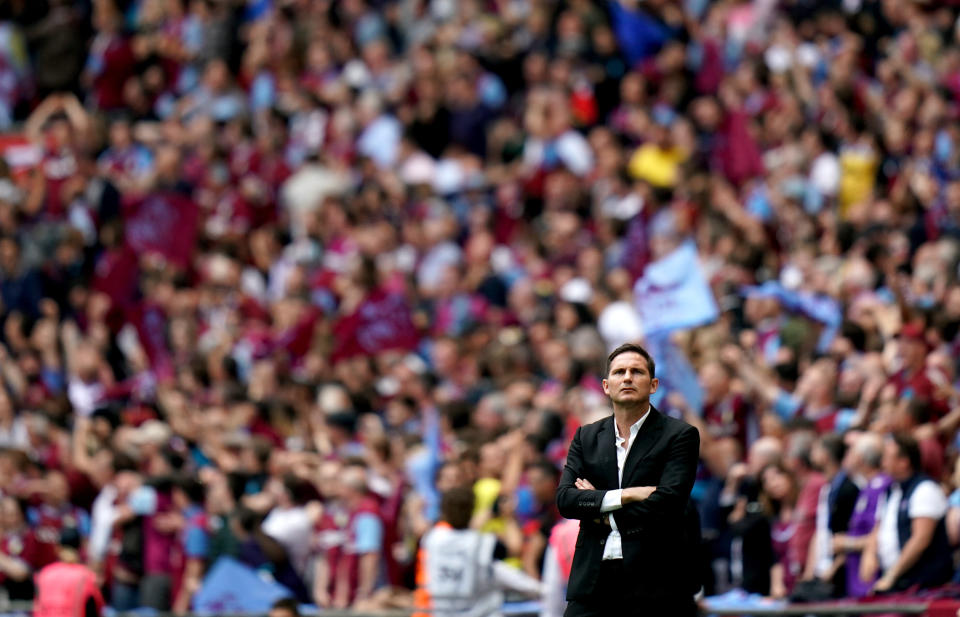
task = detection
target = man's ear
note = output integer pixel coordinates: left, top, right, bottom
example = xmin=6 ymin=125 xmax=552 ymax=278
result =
xmin=649 ymin=377 xmax=659 ymax=393
xmin=601 ymin=378 xmax=610 ymax=395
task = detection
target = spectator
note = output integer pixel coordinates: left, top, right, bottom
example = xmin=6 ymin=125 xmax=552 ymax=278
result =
xmin=232 ymin=507 xmax=311 ymax=604
xmin=758 ymin=463 xmax=801 ymax=599
xmin=260 ymin=475 xmax=316 ymax=581
xmin=833 ymin=432 xmax=890 ymax=598
xmin=416 ymin=486 xmax=541 ymax=617
xmin=889 ymin=324 xmax=950 ymax=423
xmin=862 ymin=433 xmax=952 ymax=593
xmin=28 ymin=469 xmax=92 ymax=569
xmin=0 ymin=495 xmax=39 ymax=600
xmin=947 ymin=457 xmax=960 ymax=580
xmin=170 ymin=476 xmax=209 ymax=615
xmin=331 ymin=465 xmax=383 ymax=609
xmin=0 ymin=235 xmax=43 ymax=318
xmin=797 ymin=433 xmax=859 ymax=599
xmin=782 ymin=430 xmax=825 ymax=596
xmin=32 ymin=527 xmax=104 ymax=617
xmin=518 ymin=459 xmax=560 ymax=579
xmin=541 ymin=517 xmax=578 ymax=617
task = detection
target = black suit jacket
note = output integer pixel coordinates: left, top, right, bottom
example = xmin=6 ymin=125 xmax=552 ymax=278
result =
xmin=556 ymin=407 xmax=700 ymax=601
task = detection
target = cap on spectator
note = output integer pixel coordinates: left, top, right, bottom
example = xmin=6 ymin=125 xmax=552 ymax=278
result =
xmin=131 ymin=419 xmax=172 ymax=446
xmin=898 ymin=323 xmax=927 ymax=343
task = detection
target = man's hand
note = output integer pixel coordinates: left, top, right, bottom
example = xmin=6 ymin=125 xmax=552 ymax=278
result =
xmin=871 ymin=573 xmax=895 ymax=594
xmin=575 ymin=478 xmax=596 ymax=490
xmin=832 ymin=534 xmax=850 ymax=555
xmin=622 ymin=486 xmax=656 ymax=503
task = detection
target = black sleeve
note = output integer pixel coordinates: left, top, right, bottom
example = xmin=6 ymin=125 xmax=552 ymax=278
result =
xmin=612 ymin=425 xmax=700 ymax=534
xmin=85 ymin=597 xmax=98 ymax=617
xmin=829 ymin=480 xmax=860 ymax=534
xmin=556 ymin=427 xmax=607 ymax=520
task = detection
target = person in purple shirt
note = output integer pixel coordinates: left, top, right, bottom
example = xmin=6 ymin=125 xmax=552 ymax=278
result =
xmin=832 ymin=433 xmax=890 ymax=598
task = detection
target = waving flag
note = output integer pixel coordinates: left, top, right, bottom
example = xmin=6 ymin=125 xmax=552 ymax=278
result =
xmin=634 ymin=239 xmax=719 ymax=335
xmin=123 ymin=191 xmax=199 ymax=268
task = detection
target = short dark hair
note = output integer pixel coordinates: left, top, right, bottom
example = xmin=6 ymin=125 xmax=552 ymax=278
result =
xmin=526 ymin=458 xmax=560 ymax=482
xmin=174 ymin=475 xmax=206 ymax=505
xmin=270 ymin=598 xmax=299 ymax=617
xmin=889 ymin=432 xmax=922 ymax=474
xmin=818 ymin=433 xmax=846 ymax=466
xmin=606 ymin=343 xmax=655 ymax=378
xmin=440 ymin=486 xmax=475 ymax=530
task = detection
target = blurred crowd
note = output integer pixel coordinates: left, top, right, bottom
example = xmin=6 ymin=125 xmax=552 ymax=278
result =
xmin=1 ymin=0 xmax=960 ymax=612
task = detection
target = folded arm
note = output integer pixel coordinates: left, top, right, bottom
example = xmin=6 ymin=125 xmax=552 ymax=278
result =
xmin=556 ymin=427 xmax=608 ymax=519
xmin=611 ymin=425 xmax=700 ymax=534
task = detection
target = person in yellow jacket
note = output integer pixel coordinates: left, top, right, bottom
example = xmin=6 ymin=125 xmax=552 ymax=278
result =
xmin=627 ymin=113 xmax=688 ymax=189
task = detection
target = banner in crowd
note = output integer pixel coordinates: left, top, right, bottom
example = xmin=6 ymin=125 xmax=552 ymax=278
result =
xmin=192 ymin=557 xmax=295 ymax=614
xmin=647 ymin=331 xmax=705 ymax=415
xmin=742 ymin=281 xmax=843 ymax=352
xmin=123 ymin=191 xmax=199 ymax=268
xmin=633 ymin=239 xmax=719 ymax=335
xmin=331 ymin=288 xmax=420 ymax=362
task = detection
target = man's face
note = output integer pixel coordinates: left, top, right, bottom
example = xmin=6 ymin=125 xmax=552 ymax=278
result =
xmin=528 ymin=468 xmax=558 ymax=503
xmin=881 ymin=440 xmax=905 ymax=479
xmin=810 ymin=442 xmax=827 ymax=472
xmin=603 ymin=351 xmax=658 ymax=406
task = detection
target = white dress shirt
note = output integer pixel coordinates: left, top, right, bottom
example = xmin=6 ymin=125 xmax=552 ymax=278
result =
xmin=598 ymin=407 xmax=650 ymax=560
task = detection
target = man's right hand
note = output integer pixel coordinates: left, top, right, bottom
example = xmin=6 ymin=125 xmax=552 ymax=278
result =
xmin=622 ymin=486 xmax=656 ymax=503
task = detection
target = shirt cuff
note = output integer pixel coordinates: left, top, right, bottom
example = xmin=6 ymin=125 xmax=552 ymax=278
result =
xmin=600 ymin=489 xmax=623 ymax=512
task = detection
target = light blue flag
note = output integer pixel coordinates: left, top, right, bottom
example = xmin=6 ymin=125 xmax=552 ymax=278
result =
xmin=633 ymin=239 xmax=719 ymax=336
xmin=647 ymin=332 xmax=704 ymax=415
xmin=192 ymin=557 xmax=295 ymax=614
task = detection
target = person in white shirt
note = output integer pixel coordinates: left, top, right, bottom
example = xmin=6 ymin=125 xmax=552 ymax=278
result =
xmin=861 ymin=433 xmax=952 ymax=593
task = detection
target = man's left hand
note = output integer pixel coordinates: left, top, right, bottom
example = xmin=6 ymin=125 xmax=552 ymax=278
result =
xmin=575 ymin=478 xmax=595 ymax=490
xmin=871 ymin=574 xmax=895 ymax=594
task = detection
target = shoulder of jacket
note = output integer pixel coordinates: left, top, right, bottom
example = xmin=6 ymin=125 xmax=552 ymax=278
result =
xmin=580 ymin=415 xmax=612 ymax=434
xmin=659 ymin=412 xmax=698 ymax=435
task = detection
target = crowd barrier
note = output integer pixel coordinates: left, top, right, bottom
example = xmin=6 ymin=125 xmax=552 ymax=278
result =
xmin=0 ymin=601 xmax=944 ymax=617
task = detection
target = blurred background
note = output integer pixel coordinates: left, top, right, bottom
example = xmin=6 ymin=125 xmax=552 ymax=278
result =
xmin=0 ymin=0 xmax=960 ymax=614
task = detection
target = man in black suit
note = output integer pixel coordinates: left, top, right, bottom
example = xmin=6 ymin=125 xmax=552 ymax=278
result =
xmin=556 ymin=343 xmax=701 ymax=617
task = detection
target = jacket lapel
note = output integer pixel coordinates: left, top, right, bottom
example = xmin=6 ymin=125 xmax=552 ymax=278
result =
xmin=597 ymin=416 xmax=620 ymax=489
xmin=622 ymin=407 xmax=664 ymax=484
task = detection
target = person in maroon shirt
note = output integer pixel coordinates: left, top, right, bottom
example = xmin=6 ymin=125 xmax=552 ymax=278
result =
xmin=28 ymin=469 xmax=91 ymax=569
xmin=700 ymin=360 xmax=753 ymax=451
xmin=889 ymin=323 xmax=949 ymax=421
xmin=82 ymin=1 xmax=135 ymax=111
xmin=783 ymin=431 xmax=825 ymax=596
xmin=0 ymin=495 xmax=42 ymax=600
xmin=760 ymin=463 xmax=802 ymax=598
xmin=23 ymin=94 xmax=90 ymax=222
